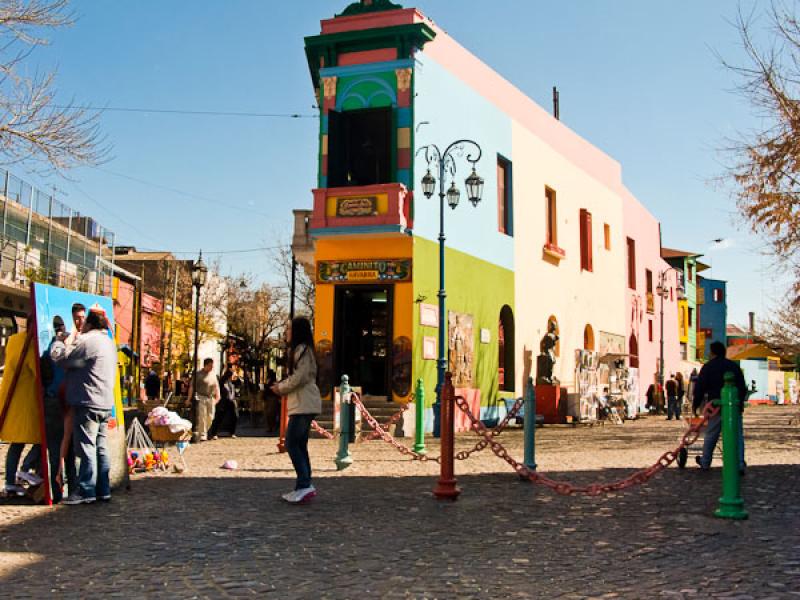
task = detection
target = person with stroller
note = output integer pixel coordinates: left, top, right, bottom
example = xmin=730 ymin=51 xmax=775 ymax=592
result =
xmin=692 ymin=341 xmax=749 ymax=473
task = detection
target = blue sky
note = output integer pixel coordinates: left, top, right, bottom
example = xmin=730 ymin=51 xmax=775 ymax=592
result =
xmin=21 ymin=0 xmax=784 ymax=328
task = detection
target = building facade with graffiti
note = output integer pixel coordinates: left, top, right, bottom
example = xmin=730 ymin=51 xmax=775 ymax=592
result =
xmin=297 ymin=0 xmax=683 ymax=426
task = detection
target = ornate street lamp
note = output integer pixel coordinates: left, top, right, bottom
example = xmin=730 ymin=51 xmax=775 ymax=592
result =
xmin=190 ymin=251 xmax=207 ymax=440
xmin=416 ymin=138 xmax=483 ymax=500
xmin=656 ymin=267 xmax=685 ymax=394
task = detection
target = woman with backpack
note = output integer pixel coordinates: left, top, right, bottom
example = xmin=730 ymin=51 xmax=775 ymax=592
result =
xmin=271 ymin=317 xmax=321 ymax=504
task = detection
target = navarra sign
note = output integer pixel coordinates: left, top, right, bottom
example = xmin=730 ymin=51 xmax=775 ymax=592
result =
xmin=317 ymin=259 xmax=412 ymax=283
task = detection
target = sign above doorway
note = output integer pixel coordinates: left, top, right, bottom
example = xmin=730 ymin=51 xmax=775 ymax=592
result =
xmin=317 ymin=258 xmax=412 ymax=283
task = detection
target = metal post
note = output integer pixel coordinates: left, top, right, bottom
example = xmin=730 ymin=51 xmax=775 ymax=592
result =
xmin=659 ymin=271 xmax=665 ymax=412
xmin=24 ymin=185 xmax=33 ymax=247
xmin=45 ymin=194 xmax=53 ymax=281
xmin=413 ymin=378 xmax=426 ymax=454
xmin=335 ymin=374 xmax=353 ymax=470
xmin=714 ymin=372 xmax=748 ymax=519
xmin=191 ymin=282 xmax=201 ymax=440
xmin=166 ymin=264 xmax=178 ymax=375
xmin=434 ymin=171 xmax=446 ymax=438
xmin=290 ymin=253 xmax=296 ymax=321
xmin=523 ymin=376 xmax=537 ymax=472
xmin=277 ymin=394 xmax=288 ymax=453
xmin=433 ymin=372 xmax=460 ymax=500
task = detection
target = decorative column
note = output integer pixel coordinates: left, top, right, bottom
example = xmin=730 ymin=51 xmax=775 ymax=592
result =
xmin=395 ymin=68 xmax=412 ymax=184
xmin=320 ymin=76 xmax=338 ymax=183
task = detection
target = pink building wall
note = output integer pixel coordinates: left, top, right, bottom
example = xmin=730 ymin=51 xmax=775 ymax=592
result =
xmin=140 ymin=293 xmax=163 ymax=367
xmin=622 ymin=188 xmax=681 ymax=408
xmin=113 ymin=279 xmax=135 ymax=349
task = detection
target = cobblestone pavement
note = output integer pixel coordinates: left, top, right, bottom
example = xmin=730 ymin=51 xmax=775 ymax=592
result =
xmin=1 ymin=405 xmax=799 ymax=599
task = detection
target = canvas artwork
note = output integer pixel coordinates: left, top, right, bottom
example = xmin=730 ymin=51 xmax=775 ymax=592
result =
xmin=448 ymin=311 xmax=474 ymax=387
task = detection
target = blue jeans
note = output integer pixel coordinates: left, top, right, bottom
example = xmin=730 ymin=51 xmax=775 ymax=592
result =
xmin=286 ymin=414 xmax=314 ymax=490
xmin=667 ymin=395 xmax=681 ymax=419
xmin=4 ymin=443 xmax=40 ymax=487
xmin=700 ymin=412 xmax=745 ymax=469
xmin=73 ymin=406 xmax=111 ymax=499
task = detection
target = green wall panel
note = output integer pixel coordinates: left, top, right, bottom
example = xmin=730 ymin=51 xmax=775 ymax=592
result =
xmin=412 ymin=236 xmax=514 ymax=412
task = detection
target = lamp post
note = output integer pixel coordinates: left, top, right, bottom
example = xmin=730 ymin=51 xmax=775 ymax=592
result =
xmin=417 ymin=140 xmax=484 ymax=434
xmin=190 ymin=251 xmax=208 ymax=439
xmin=656 ymin=267 xmax=685 ymax=393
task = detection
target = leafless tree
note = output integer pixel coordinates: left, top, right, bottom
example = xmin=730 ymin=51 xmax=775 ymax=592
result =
xmin=759 ymin=299 xmax=800 ymax=356
xmin=0 ymin=0 xmax=107 ymax=172
xmin=272 ymin=244 xmax=315 ymax=321
xmin=722 ymin=2 xmax=800 ymax=299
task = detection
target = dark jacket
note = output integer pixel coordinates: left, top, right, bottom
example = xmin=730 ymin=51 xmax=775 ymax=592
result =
xmin=665 ymin=379 xmax=677 ymax=396
xmin=692 ymin=356 xmax=748 ymax=412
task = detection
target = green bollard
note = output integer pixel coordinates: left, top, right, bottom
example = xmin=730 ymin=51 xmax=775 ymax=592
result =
xmin=334 ymin=374 xmax=354 ymax=471
xmin=523 ymin=376 xmax=537 ymax=472
xmin=413 ymin=378 xmax=427 ymax=455
xmin=713 ymin=372 xmax=748 ymax=520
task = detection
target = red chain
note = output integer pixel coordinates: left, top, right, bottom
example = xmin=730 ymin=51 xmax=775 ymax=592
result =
xmin=362 ymin=404 xmax=410 ymax=441
xmin=351 ymin=394 xmax=441 ymax=463
xmin=351 ymin=393 xmax=526 ymax=462
xmin=454 ymin=395 xmax=719 ymax=496
xmin=310 ymin=420 xmax=335 ymax=440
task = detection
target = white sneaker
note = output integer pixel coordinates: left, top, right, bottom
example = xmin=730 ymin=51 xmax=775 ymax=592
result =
xmin=16 ymin=471 xmax=42 ymax=486
xmin=3 ymin=484 xmax=24 ymax=496
xmin=281 ymin=490 xmax=297 ymax=502
xmin=289 ymin=486 xmax=316 ymax=504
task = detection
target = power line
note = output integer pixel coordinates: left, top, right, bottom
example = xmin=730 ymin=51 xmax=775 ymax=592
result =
xmin=92 ymin=166 xmax=276 ymax=219
xmin=50 ymin=104 xmax=318 ymax=119
xmin=139 ymin=245 xmax=285 ymax=256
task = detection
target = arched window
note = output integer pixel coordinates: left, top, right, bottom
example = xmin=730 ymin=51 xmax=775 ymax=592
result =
xmin=583 ymin=324 xmax=595 ymax=351
xmin=547 ymin=315 xmax=560 ymax=357
xmin=499 ymin=305 xmax=515 ymax=392
xmin=629 ymin=333 xmax=639 ymax=369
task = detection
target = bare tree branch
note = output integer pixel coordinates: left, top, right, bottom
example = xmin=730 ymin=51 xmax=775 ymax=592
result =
xmin=0 ymin=0 xmax=108 ymax=173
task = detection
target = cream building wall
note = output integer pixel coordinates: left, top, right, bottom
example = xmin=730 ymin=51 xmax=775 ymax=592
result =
xmin=511 ymin=121 xmax=627 ymax=391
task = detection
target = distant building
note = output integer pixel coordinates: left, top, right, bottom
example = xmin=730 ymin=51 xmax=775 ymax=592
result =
xmin=697 ymin=275 xmax=727 ymax=360
xmin=0 ymin=168 xmax=115 ymax=366
xmin=661 ymin=248 xmax=703 ymax=364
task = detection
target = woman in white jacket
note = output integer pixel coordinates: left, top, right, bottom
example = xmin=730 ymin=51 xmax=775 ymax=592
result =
xmin=272 ymin=317 xmax=322 ymax=503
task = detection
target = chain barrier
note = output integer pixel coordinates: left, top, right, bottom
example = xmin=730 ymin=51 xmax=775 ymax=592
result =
xmin=362 ymin=403 xmax=410 ymax=441
xmin=311 ymin=420 xmax=335 ymax=440
xmin=453 ymin=394 xmax=719 ymax=496
xmin=350 ymin=394 xmax=526 ymax=462
xmin=351 ymin=394 xmax=441 ymax=463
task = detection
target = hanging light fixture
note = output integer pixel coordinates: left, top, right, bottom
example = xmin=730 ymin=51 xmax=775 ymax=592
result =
xmin=465 ymin=167 xmax=484 ymax=207
xmin=446 ymin=181 xmax=460 ymax=209
xmin=421 ymin=169 xmax=436 ymax=199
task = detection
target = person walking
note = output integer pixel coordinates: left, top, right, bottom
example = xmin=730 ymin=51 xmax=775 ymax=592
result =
xmin=692 ymin=341 xmax=749 ymax=473
xmin=675 ymin=371 xmax=685 ymax=416
xmin=144 ymin=365 xmax=161 ymax=402
xmin=665 ymin=374 xmax=679 ymax=420
xmin=51 ymin=307 xmax=118 ymax=505
xmin=187 ymin=358 xmax=220 ymax=441
xmin=208 ymin=369 xmax=238 ymax=439
xmin=271 ymin=317 xmax=321 ymax=504
xmin=263 ymin=369 xmax=281 ymax=436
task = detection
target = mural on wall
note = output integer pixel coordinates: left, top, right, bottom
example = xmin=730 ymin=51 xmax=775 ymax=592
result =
xmin=391 ymin=336 xmax=412 ymax=398
xmin=448 ymin=311 xmax=474 ymax=387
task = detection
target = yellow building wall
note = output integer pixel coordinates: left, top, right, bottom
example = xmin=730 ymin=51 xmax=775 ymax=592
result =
xmin=314 ymin=236 xmax=414 ymax=403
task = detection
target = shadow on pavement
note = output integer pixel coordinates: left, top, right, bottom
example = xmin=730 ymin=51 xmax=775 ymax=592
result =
xmin=0 ymin=464 xmax=798 ymax=598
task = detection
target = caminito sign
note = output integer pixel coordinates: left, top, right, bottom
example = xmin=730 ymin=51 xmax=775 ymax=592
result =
xmin=317 ymin=259 xmax=412 ymax=283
